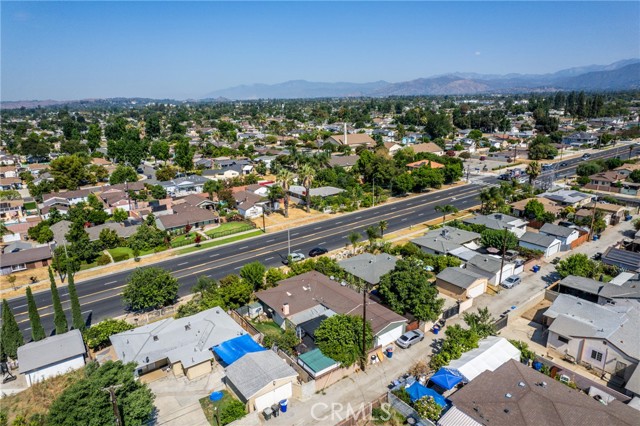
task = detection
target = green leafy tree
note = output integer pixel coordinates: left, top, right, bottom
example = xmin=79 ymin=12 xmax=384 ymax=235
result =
xmin=509 ymin=339 xmax=536 ymax=363
xmin=83 ymin=319 xmax=134 ymax=351
xmin=122 ymin=267 xmax=179 ymax=311
xmin=366 ymin=225 xmax=380 ymax=245
xmin=49 ymin=154 xmax=90 ymax=190
xmin=1 ymin=299 xmax=24 ymax=360
xmin=435 ymin=204 xmax=458 ymax=225
xmin=49 ymin=267 xmax=68 ymax=335
xmin=203 ymin=179 xmax=221 ymax=202
xmin=109 ymin=164 xmax=138 ymax=185
xmin=156 ymin=165 xmax=177 ymax=181
xmin=149 ymin=184 xmax=167 ymax=200
xmin=556 ymin=253 xmax=601 ymax=279
xmin=463 ymin=307 xmax=495 ymax=339
xmin=412 ymin=166 xmax=444 ymax=190
xmin=111 ymin=208 xmax=128 ymax=223
xmin=128 ymin=223 xmax=166 ymax=251
xmin=26 ymin=287 xmax=46 ymax=341
xmin=67 ymin=269 xmax=85 ymax=331
xmin=314 ymin=314 xmax=373 ymax=367
xmin=347 ymin=231 xmax=361 ymax=254
xmin=576 ymin=162 xmax=603 ymax=177
xmin=378 ymin=259 xmax=444 ymax=321
xmin=393 ymin=173 xmax=414 ymax=195
xmin=480 ymin=229 xmax=518 ymax=253
xmin=429 ymin=324 xmax=480 ymax=369
xmin=523 ymin=199 xmax=545 ymax=220
xmin=239 ymin=261 xmax=266 ymax=291
xmin=47 ymin=361 xmax=154 ymax=426
xmin=174 ymin=140 xmax=194 ymax=170
xmin=265 ymin=267 xmax=287 ymax=288
xmin=99 ymin=228 xmax=120 ymax=249
xmin=628 ymin=169 xmax=640 ymax=183
xmin=86 ymin=123 xmax=102 ymax=152
xmin=145 ymin=115 xmax=162 ymax=139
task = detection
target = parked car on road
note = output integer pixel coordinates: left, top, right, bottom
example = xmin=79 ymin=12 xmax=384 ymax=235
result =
xmin=559 ymin=162 xmax=568 ymax=167
xmin=396 ymin=330 xmax=425 ymax=349
xmin=283 ymin=252 xmax=305 ymax=264
xmin=308 ymin=247 xmax=328 ymax=257
xmin=501 ymin=275 xmax=522 ymax=289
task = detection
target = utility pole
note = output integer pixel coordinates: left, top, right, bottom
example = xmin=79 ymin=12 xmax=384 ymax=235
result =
xmin=372 ymin=178 xmax=375 ymax=208
xmin=361 ymin=279 xmax=368 ymax=372
xmin=102 ymin=385 xmax=124 ymax=426
xmin=588 ymin=199 xmax=599 ymax=241
xmin=287 ymin=227 xmax=291 ymax=255
xmin=497 ymin=227 xmax=509 ymax=287
xmin=261 ymin=207 xmax=266 ymax=233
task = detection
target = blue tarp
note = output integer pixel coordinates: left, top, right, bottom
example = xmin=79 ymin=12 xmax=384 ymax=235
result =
xmin=406 ymin=382 xmax=447 ymax=407
xmin=212 ymin=334 xmax=266 ymax=365
xmin=430 ymin=368 xmax=463 ymax=390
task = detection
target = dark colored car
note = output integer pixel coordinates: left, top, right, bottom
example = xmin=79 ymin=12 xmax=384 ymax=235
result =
xmin=308 ymin=247 xmax=328 ymax=257
xmin=593 ymin=252 xmax=603 ymax=261
xmin=559 ymin=162 xmax=568 ymax=167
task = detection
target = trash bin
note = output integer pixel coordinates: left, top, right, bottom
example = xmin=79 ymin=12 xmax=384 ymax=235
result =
xmin=532 ymin=361 xmax=543 ymax=371
xmin=532 ymin=265 xmax=540 ymax=273
xmin=593 ymin=235 xmax=599 ymax=241
xmin=271 ymin=403 xmax=280 ymax=417
xmin=386 ymin=347 xmax=394 ymax=358
xmin=280 ymin=399 xmax=288 ymax=413
xmin=433 ymin=325 xmax=440 ymax=335
xmin=263 ymin=407 xmax=273 ymax=421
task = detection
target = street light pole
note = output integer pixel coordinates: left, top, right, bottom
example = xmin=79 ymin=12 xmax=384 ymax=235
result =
xmin=497 ymin=227 xmax=509 ymax=287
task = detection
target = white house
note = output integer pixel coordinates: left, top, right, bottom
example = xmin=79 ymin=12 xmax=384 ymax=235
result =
xmin=539 ymin=223 xmax=580 ymax=251
xmin=519 ymin=231 xmax=562 ymax=258
xmin=466 ymin=254 xmax=515 ymax=285
xmin=18 ymin=330 xmax=86 ymax=387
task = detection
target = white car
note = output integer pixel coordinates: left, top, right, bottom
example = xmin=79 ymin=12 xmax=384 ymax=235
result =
xmin=283 ymin=252 xmax=305 ymax=265
xmin=501 ymin=275 xmax=522 ymax=289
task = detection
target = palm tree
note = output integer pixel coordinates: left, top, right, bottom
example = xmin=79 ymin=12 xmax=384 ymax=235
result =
xmin=526 ymin=161 xmax=542 ymax=185
xmin=365 ymin=226 xmax=379 ymax=247
xmin=378 ymin=220 xmax=388 ymax=237
xmin=277 ymin=169 xmax=295 ymax=218
xmin=347 ymin=231 xmax=361 ymax=254
xmin=435 ymin=204 xmax=459 ymax=225
xmin=267 ymin=184 xmax=284 ymax=211
xmin=203 ymin=179 xmax=221 ymax=202
xmin=298 ymin=164 xmax=315 ymax=213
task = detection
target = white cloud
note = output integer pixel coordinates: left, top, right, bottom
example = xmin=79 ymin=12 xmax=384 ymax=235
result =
xmin=474 ymin=51 xmax=481 ymax=56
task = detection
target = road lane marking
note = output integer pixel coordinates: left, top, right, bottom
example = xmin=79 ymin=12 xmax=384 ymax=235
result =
xmin=209 ymin=253 xmax=219 ymax=258
xmin=178 ymin=262 xmax=189 ymax=266
xmin=265 ymin=256 xmax=274 ymax=261
xmin=267 ymin=239 xmax=275 ymax=242
xmin=291 ymin=233 xmax=299 ymax=236
xmin=355 ymin=216 xmax=362 ymax=219
xmin=314 ymin=227 xmax=322 ymax=230
xmin=233 ymin=266 xmax=242 ymax=270
xmin=336 ymin=221 xmax=343 ymax=224
xmin=105 ymin=281 xmax=117 ymax=285
xmin=239 ymin=246 xmax=248 ymax=250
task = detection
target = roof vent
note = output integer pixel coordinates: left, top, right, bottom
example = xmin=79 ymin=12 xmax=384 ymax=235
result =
xmin=153 ymin=335 xmax=159 ymax=341
xmin=504 ymin=408 xmax=510 ymax=414
xmin=286 ymin=291 xmax=292 ymax=297
xmin=185 ymin=323 xmax=191 ymax=331
xmin=541 ymin=381 xmax=547 ymax=388
xmin=505 ymin=393 xmax=512 ymax=398
xmin=518 ymin=382 xmax=525 ymax=387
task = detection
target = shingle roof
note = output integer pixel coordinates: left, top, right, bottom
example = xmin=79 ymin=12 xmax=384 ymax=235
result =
xmin=558 ymin=275 xmax=603 ymax=294
xmin=411 ymin=227 xmax=481 ymax=254
xmin=602 ymin=248 xmax=640 ymax=272
xmin=224 ymin=351 xmax=297 ymax=400
xmin=255 ymin=271 xmax=406 ymax=335
xmin=467 ymin=254 xmax=503 ymax=274
xmin=0 ymin=245 xmax=51 ymax=267
xmin=463 ymin=213 xmax=527 ymax=231
xmin=328 ymin=155 xmax=360 ymax=168
xmin=338 ymin=253 xmax=398 ymax=285
xmin=540 ymin=223 xmax=577 ymax=238
xmin=18 ymin=330 xmax=85 ymax=373
xmin=437 ymin=267 xmax=486 ymax=289
xmin=519 ymin=231 xmax=559 ymax=249
xmin=448 ymin=359 xmax=638 ymax=426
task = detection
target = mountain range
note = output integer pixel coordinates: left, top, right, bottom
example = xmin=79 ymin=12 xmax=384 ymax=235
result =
xmin=202 ymin=59 xmax=640 ymax=100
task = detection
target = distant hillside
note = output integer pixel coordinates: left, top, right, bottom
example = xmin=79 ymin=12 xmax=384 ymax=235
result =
xmin=551 ymin=63 xmax=640 ymax=91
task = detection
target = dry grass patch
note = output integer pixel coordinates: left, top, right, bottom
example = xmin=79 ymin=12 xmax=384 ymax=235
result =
xmin=2 ymin=368 xmax=85 ymax=423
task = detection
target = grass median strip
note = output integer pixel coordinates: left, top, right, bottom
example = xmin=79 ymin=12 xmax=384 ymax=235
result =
xmin=177 ymin=230 xmax=264 ymax=255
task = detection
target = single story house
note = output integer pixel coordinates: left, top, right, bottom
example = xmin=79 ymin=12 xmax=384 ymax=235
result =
xmin=442 ymin=359 xmax=639 ymax=426
xmin=538 ymin=189 xmax=594 ymax=208
xmin=601 ymin=247 xmax=640 ymax=273
xmin=156 ymin=205 xmax=218 ymax=233
xmin=255 ymin=271 xmax=407 ymax=348
xmin=324 ymin=133 xmax=375 ymax=148
xmin=539 ymin=223 xmax=581 ymax=250
xmin=462 ymin=213 xmax=528 ymax=238
xmin=338 ymin=253 xmax=398 ymax=285
xmin=435 ymin=267 xmax=488 ymax=300
xmin=411 ymin=227 xmax=481 ymax=256
xmin=158 ymin=175 xmax=208 ymax=196
xmin=562 ymin=131 xmax=598 ymax=147
xmin=384 ymin=142 xmax=403 ymax=155
xmin=18 ymin=330 xmax=86 ymax=387
xmin=110 ymin=307 xmax=246 ymax=380
xmin=288 ymin=185 xmax=345 ymax=199
xmin=406 ymin=160 xmax=444 ymax=170
xmin=328 ymin=155 xmax=359 ymax=170
xmin=614 ymin=163 xmax=640 ymax=178
xmin=50 ymin=220 xmax=139 ymax=245
xmin=409 ymin=142 xmax=445 ymax=156
xmin=518 ymin=231 xmax=562 ymax=258
xmin=510 ymin=197 xmax=562 ymax=218
xmin=203 ymin=168 xmax=240 ymax=181
xmin=0 ymin=245 xmax=52 ymax=275
xmin=465 ymin=254 xmax=515 ymax=286
xmin=224 ymin=351 xmax=298 ymax=412
xmin=543 ymin=294 xmax=639 ymax=391
xmin=444 ymin=336 xmax=520 ymax=383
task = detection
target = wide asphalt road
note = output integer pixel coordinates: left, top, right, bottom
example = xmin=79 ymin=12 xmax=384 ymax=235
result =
xmin=5 ymin=144 xmax=639 ymax=339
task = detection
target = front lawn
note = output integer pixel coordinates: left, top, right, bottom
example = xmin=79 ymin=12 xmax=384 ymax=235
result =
xmin=107 ymin=246 xmax=161 ymax=261
xmin=177 ymin=230 xmax=263 ymax=255
xmin=205 ymin=222 xmax=255 ymax=239
xmin=199 ymin=390 xmax=246 ymax=426
xmin=170 ymin=232 xmax=204 ymax=248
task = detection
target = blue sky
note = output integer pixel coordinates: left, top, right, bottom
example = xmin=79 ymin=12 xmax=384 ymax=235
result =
xmin=2 ymin=1 xmax=639 ymax=100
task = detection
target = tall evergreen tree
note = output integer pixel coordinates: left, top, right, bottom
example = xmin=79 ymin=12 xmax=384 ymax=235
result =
xmin=26 ymin=287 xmax=46 ymax=341
xmin=67 ymin=268 xmax=84 ymax=330
xmin=49 ymin=266 xmax=68 ymax=335
xmin=1 ymin=299 xmax=24 ymax=360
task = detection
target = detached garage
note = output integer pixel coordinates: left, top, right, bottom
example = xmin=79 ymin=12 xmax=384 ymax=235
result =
xmin=519 ymin=231 xmax=561 ymax=258
xmin=225 ymin=351 xmax=298 ymax=412
xmin=436 ymin=267 xmax=488 ymax=300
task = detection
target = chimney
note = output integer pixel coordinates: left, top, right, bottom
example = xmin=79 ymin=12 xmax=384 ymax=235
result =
xmin=282 ymin=303 xmax=289 ymax=316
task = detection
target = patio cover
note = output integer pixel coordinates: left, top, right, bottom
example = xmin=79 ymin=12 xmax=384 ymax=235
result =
xmin=444 ymin=336 xmax=520 ymax=383
xmin=406 ymin=382 xmax=447 ymax=407
xmin=430 ymin=368 xmax=463 ymax=390
xmin=212 ymin=334 xmax=265 ymax=365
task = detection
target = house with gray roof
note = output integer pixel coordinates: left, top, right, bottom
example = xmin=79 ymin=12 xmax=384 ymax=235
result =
xmin=466 ymin=254 xmax=515 ymax=285
xmin=224 ymin=351 xmax=298 ymax=412
xmin=538 ymin=189 xmax=594 ymax=207
xmin=50 ymin=220 xmax=139 ymax=245
xmin=411 ymin=226 xmax=481 ymax=256
xmin=158 ymin=175 xmax=208 ymax=196
xmin=518 ymin=231 xmax=561 ymax=258
xmin=462 ymin=213 xmax=528 ymax=238
xmin=539 ymin=222 xmax=581 ymax=249
xmin=288 ymin=185 xmax=345 ymax=199
xmin=338 ymin=253 xmax=398 ymax=285
xmin=543 ymin=294 xmax=640 ymax=392
xmin=110 ymin=307 xmax=246 ymax=380
xmin=18 ymin=329 xmax=86 ymax=386
xmin=0 ymin=245 xmax=52 ymax=276
xmin=601 ymin=247 xmax=640 ymax=273
xmin=436 ymin=267 xmax=487 ymax=300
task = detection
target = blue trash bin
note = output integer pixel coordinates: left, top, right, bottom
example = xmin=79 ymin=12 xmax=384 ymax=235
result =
xmin=593 ymin=235 xmax=599 ymax=241
xmin=532 ymin=361 xmax=543 ymax=371
xmin=280 ymin=399 xmax=288 ymax=413
xmin=532 ymin=265 xmax=540 ymax=273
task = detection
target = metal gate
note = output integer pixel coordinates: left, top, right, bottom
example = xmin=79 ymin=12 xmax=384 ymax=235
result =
xmin=494 ymin=314 xmax=509 ymax=331
xmin=441 ymin=303 xmax=460 ymax=320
